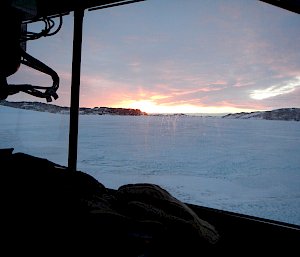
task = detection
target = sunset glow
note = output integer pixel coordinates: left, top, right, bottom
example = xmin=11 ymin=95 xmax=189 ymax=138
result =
xmin=115 ymin=100 xmax=258 ymax=114
xmin=7 ymin=1 xmax=300 ymax=112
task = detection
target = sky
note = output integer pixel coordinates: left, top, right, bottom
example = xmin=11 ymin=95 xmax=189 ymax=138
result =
xmin=7 ymin=0 xmax=300 ymax=114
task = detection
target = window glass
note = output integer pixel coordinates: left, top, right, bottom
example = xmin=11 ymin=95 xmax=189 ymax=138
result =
xmin=1 ymin=0 xmax=299 ymax=226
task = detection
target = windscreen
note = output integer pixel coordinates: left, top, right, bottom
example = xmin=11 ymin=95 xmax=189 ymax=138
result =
xmin=1 ymin=0 xmax=300 ymax=226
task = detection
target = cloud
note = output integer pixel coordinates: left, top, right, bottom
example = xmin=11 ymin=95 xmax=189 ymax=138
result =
xmin=250 ymin=77 xmax=300 ymax=100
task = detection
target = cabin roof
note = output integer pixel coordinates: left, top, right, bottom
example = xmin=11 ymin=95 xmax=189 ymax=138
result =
xmin=20 ymin=0 xmax=300 ymax=23
xmin=21 ymin=0 xmax=145 ymax=21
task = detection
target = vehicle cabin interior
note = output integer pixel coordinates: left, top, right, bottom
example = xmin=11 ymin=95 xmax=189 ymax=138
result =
xmin=1 ymin=0 xmax=299 ymax=255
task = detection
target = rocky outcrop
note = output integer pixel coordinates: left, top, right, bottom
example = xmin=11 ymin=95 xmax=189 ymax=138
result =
xmin=0 ymin=100 xmax=147 ymax=116
xmin=80 ymin=106 xmax=147 ymax=116
xmin=223 ymin=108 xmax=300 ymax=121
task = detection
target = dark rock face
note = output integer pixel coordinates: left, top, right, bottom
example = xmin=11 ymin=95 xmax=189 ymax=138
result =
xmin=0 ymin=100 xmax=147 ymax=116
xmin=0 ymin=148 xmax=219 ymax=256
xmin=81 ymin=106 xmax=147 ymax=116
xmin=223 ymin=108 xmax=300 ymax=121
xmin=261 ymin=108 xmax=300 ymax=121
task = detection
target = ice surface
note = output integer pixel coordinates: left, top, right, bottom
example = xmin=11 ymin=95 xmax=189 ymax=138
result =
xmin=1 ymin=106 xmax=300 ymax=225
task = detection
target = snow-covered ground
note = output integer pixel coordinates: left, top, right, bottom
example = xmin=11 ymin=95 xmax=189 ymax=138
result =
xmin=1 ymin=106 xmax=300 ymax=226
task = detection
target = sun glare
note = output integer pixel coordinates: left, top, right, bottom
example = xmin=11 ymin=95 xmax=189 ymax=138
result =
xmin=115 ymin=100 xmax=257 ymax=114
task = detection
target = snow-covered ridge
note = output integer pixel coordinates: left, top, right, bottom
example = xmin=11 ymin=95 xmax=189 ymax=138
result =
xmin=0 ymin=100 xmax=147 ymax=116
xmin=1 ymin=100 xmax=299 ymax=121
xmin=222 ymin=108 xmax=300 ymax=121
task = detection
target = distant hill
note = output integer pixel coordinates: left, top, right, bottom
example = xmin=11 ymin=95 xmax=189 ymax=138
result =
xmin=222 ymin=108 xmax=300 ymax=121
xmin=0 ymin=100 xmax=148 ymax=116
